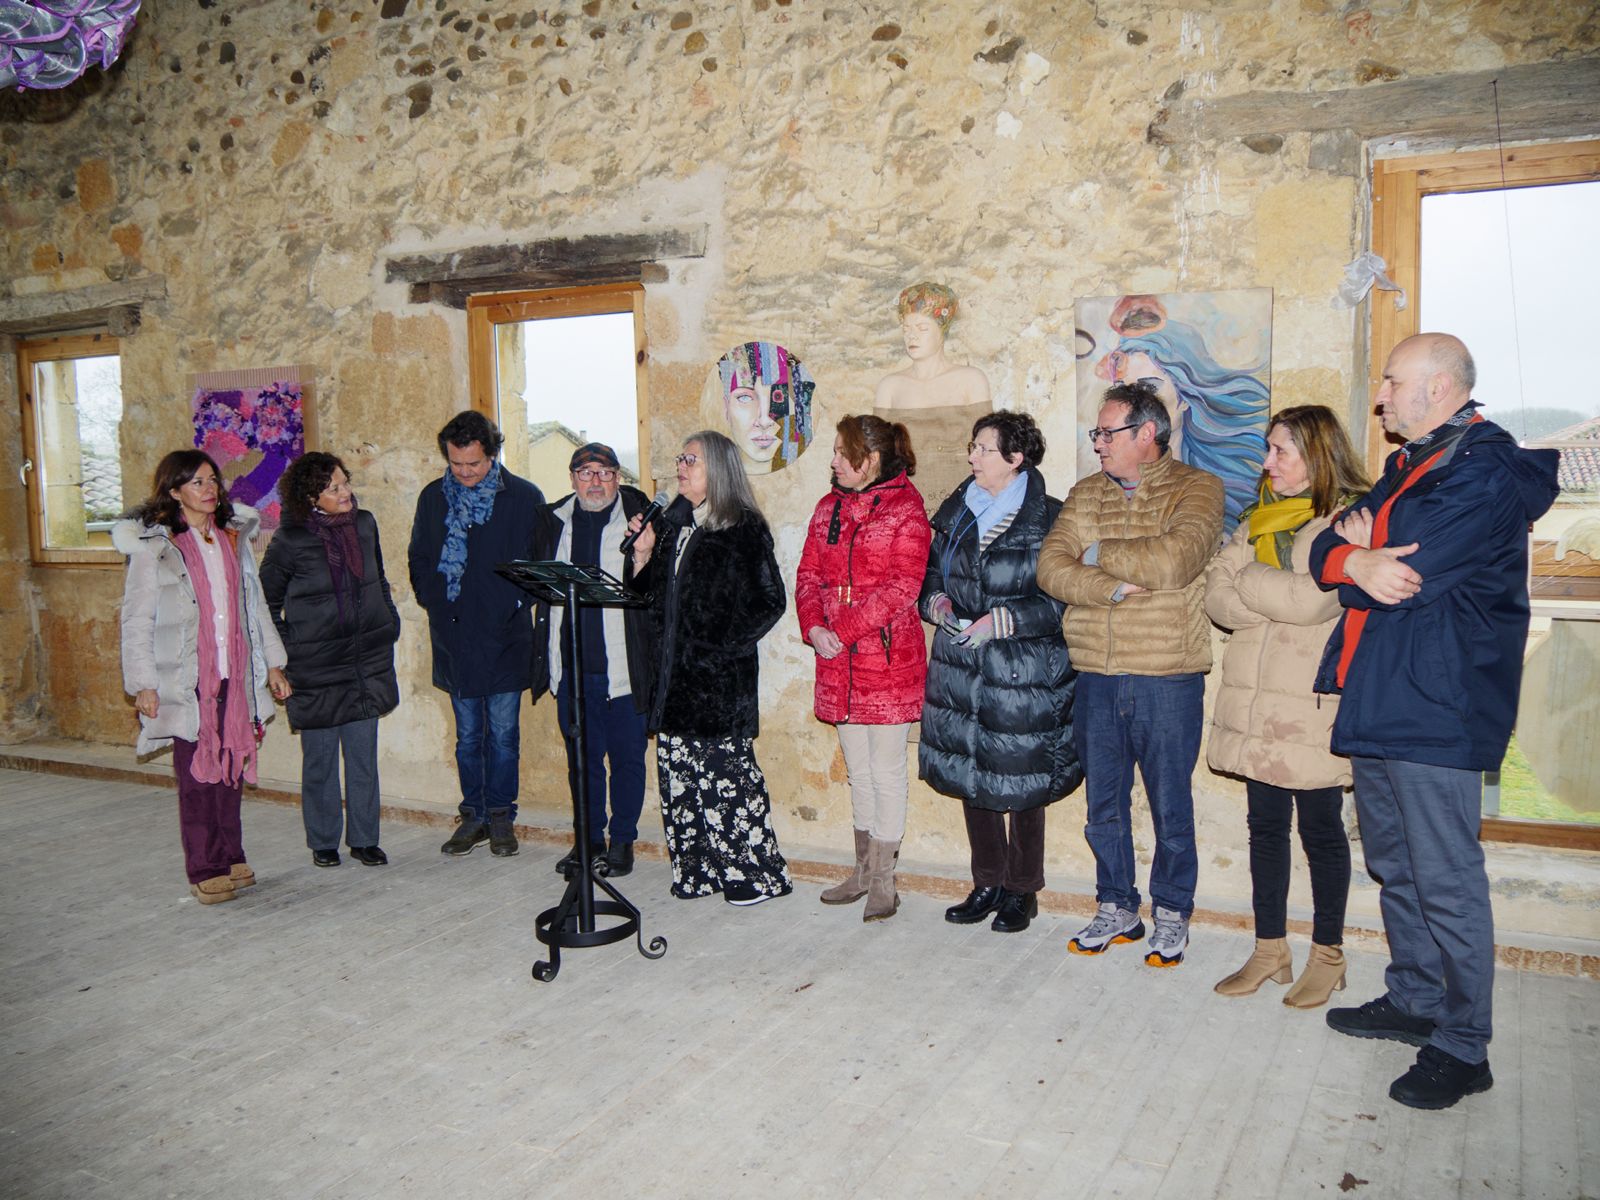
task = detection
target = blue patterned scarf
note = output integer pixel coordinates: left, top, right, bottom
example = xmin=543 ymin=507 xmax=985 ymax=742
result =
xmin=437 ymin=461 xmax=501 ymax=602
xmin=963 ymin=470 xmax=1028 ymax=539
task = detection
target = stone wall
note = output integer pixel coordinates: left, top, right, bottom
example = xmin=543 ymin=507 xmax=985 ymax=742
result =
xmin=2 ymin=1 xmax=1595 ymax=905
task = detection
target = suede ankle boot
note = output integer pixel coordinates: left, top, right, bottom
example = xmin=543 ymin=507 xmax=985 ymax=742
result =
xmin=862 ymin=838 xmax=901 ymax=923
xmin=820 ymin=828 xmax=871 ymax=905
xmin=1284 ymin=942 xmax=1346 ymax=1009
xmin=1214 ymin=937 xmax=1293 ymax=996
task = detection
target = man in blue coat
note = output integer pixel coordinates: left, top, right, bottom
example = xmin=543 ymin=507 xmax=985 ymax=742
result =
xmin=1309 ymin=333 xmax=1559 ymax=1110
xmin=408 ymin=411 xmax=550 ymax=858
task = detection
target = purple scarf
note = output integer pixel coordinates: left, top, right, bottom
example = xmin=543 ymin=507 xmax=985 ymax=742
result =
xmin=309 ymin=499 xmax=365 ymax=627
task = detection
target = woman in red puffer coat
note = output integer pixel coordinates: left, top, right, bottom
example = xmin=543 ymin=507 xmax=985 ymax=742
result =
xmin=796 ymin=414 xmax=931 ymax=923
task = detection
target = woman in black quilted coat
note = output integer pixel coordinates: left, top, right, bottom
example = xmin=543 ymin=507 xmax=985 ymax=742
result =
xmin=260 ymin=452 xmax=400 ymax=869
xmin=625 ymin=430 xmax=792 ymax=906
xmin=918 ymin=410 xmax=1081 ymax=933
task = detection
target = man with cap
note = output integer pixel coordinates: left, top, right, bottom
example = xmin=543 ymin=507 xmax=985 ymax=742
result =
xmin=544 ymin=442 xmax=656 ymax=877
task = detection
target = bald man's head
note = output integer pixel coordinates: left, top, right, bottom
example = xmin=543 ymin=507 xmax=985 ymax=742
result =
xmin=1410 ymin=332 xmax=1476 ymax=399
xmin=1378 ymin=333 xmax=1477 ymax=441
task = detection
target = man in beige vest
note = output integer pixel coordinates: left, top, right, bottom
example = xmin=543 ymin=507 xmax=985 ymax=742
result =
xmin=1038 ymin=382 xmax=1225 ymax=967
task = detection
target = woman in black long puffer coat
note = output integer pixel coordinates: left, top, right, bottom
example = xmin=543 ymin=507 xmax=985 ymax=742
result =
xmin=918 ymin=410 xmax=1081 ymax=934
xmin=260 ymin=452 xmax=401 ymax=868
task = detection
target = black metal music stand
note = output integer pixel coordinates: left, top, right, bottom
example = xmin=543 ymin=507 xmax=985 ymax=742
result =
xmin=496 ymin=559 xmax=667 ymax=982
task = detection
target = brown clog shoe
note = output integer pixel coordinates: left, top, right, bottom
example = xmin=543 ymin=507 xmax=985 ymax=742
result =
xmin=190 ymin=875 xmax=236 ymax=905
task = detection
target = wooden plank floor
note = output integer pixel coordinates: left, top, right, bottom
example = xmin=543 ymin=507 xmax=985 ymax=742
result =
xmin=1 ymin=767 xmax=1595 ymax=1200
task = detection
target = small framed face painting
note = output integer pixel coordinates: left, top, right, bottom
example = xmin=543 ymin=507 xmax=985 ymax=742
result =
xmin=699 ymin=341 xmax=815 ymax=474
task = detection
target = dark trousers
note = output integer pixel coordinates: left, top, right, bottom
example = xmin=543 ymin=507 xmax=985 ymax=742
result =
xmin=299 ymin=717 xmax=381 ymax=851
xmin=1245 ymin=779 xmax=1351 ymax=945
xmin=965 ymin=804 xmax=1046 ymax=893
xmin=556 ymin=674 xmax=648 ymax=847
xmin=172 ymin=679 xmax=246 ymax=885
xmin=1352 ymin=756 xmax=1493 ymax=1064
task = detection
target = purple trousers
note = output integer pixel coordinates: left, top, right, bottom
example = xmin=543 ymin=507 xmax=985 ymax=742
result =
xmin=171 ymin=679 xmax=247 ymax=885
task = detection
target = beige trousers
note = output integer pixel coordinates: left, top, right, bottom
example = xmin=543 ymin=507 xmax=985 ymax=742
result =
xmin=836 ymin=722 xmax=911 ymax=841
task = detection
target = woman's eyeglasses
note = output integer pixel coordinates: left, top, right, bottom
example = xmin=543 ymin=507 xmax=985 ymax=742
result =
xmin=674 ymin=453 xmax=700 ymax=467
xmin=967 ymin=442 xmax=1000 ymax=456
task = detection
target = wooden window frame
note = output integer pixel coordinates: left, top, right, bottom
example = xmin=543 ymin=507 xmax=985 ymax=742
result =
xmin=1368 ymin=139 xmax=1600 ymax=475
xmin=464 ymin=283 xmax=652 ymax=496
xmin=1371 ymin=140 xmax=1600 ymax=850
xmin=15 ymin=330 xmax=124 ymax=568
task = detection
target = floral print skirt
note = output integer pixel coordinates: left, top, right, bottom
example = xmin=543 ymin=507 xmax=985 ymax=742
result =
xmin=657 ymin=734 xmax=792 ymax=903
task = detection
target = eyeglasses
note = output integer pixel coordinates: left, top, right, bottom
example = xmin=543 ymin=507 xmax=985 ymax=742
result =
xmin=674 ymin=453 xmax=700 ymax=467
xmin=967 ymin=441 xmax=1001 ymax=456
xmin=1088 ymin=422 xmax=1139 ymax=444
xmin=574 ymin=467 xmax=617 ymax=482
xmin=320 ymin=478 xmax=353 ymax=495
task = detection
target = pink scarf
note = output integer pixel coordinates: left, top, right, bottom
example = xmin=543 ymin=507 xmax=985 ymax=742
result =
xmin=173 ymin=527 xmax=259 ymax=787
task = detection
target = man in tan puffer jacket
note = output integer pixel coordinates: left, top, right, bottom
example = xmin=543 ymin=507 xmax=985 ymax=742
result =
xmin=1038 ymin=382 xmax=1225 ymax=968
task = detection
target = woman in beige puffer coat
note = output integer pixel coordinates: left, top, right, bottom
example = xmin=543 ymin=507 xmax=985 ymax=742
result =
xmin=1205 ymin=405 xmax=1369 ymax=1009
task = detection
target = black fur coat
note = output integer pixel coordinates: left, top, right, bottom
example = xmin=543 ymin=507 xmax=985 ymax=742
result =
xmin=634 ymin=510 xmax=786 ymax=739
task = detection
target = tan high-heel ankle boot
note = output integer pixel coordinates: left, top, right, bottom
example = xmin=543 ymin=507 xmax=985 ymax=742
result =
xmin=1283 ymin=942 xmax=1346 ymax=1008
xmin=1213 ymin=937 xmax=1293 ymax=996
xmin=820 ymin=828 xmax=871 ymax=905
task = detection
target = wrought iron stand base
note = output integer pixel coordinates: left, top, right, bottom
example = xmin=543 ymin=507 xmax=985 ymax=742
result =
xmin=532 ymin=868 xmax=668 ymax=982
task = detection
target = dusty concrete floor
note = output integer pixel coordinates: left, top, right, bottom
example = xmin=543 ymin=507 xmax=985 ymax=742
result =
xmin=2 ymin=768 xmax=1598 ymax=1199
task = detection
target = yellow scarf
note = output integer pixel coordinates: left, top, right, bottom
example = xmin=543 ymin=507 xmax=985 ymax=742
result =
xmin=1243 ymin=479 xmax=1315 ymax=568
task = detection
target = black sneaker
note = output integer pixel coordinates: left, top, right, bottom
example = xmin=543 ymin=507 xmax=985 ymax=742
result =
xmin=441 ymin=818 xmax=489 ymax=856
xmin=488 ymin=810 xmax=519 ymax=857
xmin=1326 ymin=995 xmax=1435 ymax=1046
xmin=1389 ymin=1045 xmax=1493 ymax=1110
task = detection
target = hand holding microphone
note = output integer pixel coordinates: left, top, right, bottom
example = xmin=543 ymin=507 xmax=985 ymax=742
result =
xmin=622 ymin=490 xmax=671 ymax=560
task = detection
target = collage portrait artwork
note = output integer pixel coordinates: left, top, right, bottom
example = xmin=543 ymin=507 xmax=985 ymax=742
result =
xmin=700 ymin=341 xmax=815 ymax=475
xmin=1074 ymin=289 xmax=1272 ymax=527
xmin=190 ymin=366 xmax=316 ymax=531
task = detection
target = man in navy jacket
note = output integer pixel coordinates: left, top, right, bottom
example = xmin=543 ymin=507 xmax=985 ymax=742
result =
xmin=1309 ymin=333 xmax=1559 ymax=1110
xmin=408 ymin=411 xmax=549 ymax=858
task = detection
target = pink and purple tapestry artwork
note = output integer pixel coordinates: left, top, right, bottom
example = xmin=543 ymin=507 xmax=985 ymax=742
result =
xmin=190 ymin=367 xmax=315 ymax=531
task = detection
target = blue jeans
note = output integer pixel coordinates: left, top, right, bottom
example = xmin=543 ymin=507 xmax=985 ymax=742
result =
xmin=1352 ymin=756 xmax=1493 ymax=1064
xmin=557 ymin=674 xmax=648 ymax=846
xmin=450 ymin=690 xmax=522 ymax=821
xmin=1073 ymin=672 xmax=1203 ymax=916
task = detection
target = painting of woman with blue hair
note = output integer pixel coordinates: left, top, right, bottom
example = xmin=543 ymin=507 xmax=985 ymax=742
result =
xmin=1078 ymin=291 xmax=1272 ymax=529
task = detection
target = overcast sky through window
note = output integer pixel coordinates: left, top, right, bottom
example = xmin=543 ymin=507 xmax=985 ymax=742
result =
xmin=517 ymin=311 xmax=640 ymax=473
xmin=1420 ymin=180 xmax=1600 ymax=441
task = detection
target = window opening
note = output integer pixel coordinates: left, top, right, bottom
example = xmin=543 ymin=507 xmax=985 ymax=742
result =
xmin=466 ymin=285 xmax=649 ymax=503
xmin=16 ymin=331 xmax=124 ymax=564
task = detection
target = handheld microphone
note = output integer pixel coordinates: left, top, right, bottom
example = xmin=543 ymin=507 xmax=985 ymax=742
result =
xmin=621 ymin=490 xmax=672 ymax=555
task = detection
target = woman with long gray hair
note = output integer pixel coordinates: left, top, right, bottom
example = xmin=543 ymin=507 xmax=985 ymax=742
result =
xmin=625 ymin=430 xmax=792 ymax=904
